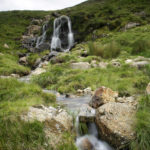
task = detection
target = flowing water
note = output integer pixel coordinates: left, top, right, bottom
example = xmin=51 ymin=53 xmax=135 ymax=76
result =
xmin=51 ymin=15 xmax=74 ymax=52
xmin=36 ymin=23 xmax=48 ymax=48
xmin=43 ymin=89 xmax=114 ymax=150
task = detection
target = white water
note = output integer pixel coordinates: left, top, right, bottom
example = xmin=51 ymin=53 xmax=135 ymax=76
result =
xmin=36 ymin=23 xmax=47 ymax=48
xmin=51 ymin=15 xmax=74 ymax=52
xmin=75 ymin=117 xmax=113 ymax=150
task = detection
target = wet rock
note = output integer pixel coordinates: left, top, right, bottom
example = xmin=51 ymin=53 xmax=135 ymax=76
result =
xmin=78 ymin=104 xmax=96 ymax=123
xmin=71 ymin=62 xmax=91 ymax=70
xmin=21 ymin=105 xmax=73 ymax=131
xmin=4 ymin=43 xmax=9 ymax=49
xmin=35 ymin=43 xmax=50 ymax=52
xmin=19 ymin=56 xmax=28 ymax=65
xmin=76 ymin=136 xmax=94 ymax=150
xmin=31 ymin=68 xmax=46 ymax=75
xmin=146 ymin=83 xmax=150 ymax=95
xmin=89 ymin=87 xmax=118 ymax=109
xmin=96 ymin=102 xmax=136 ymax=149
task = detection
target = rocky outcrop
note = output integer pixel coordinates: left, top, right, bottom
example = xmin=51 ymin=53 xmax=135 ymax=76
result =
xmin=71 ymin=62 xmax=91 ymax=70
xmin=96 ymin=102 xmax=136 ymax=149
xmin=4 ymin=43 xmax=9 ymax=49
xmin=124 ymin=22 xmax=140 ymax=30
xmin=21 ymin=105 xmax=73 ymax=131
xmin=89 ymin=86 xmax=118 ymax=109
xmin=146 ymin=82 xmax=150 ymax=95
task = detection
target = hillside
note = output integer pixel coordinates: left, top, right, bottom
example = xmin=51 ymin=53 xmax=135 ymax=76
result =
xmin=0 ymin=0 xmax=150 ymax=150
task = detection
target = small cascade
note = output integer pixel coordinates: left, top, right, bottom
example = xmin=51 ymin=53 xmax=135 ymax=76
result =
xmin=75 ymin=117 xmax=113 ymax=150
xmin=51 ymin=15 xmax=74 ymax=52
xmin=36 ymin=23 xmax=48 ymax=48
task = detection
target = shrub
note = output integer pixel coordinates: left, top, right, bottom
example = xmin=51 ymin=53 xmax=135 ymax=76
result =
xmin=88 ymin=41 xmax=121 ymax=59
xmin=131 ymin=39 xmax=150 ymax=55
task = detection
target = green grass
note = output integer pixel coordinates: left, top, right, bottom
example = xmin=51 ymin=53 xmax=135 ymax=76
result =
xmin=0 ymin=53 xmax=30 ymax=76
xmin=88 ymin=41 xmax=121 ymax=59
xmin=32 ymin=63 xmax=148 ymax=96
xmin=131 ymin=95 xmax=150 ymax=150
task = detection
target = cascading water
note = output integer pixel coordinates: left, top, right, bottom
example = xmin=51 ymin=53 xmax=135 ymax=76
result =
xmin=75 ymin=117 xmax=114 ymax=150
xmin=36 ymin=23 xmax=48 ymax=48
xmin=51 ymin=15 xmax=74 ymax=52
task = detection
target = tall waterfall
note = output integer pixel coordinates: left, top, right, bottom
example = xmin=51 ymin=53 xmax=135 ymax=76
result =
xmin=36 ymin=23 xmax=47 ymax=48
xmin=51 ymin=15 xmax=74 ymax=52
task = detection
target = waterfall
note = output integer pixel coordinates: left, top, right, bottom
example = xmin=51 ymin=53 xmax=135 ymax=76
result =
xmin=36 ymin=23 xmax=47 ymax=48
xmin=51 ymin=15 xmax=74 ymax=52
xmin=75 ymin=117 xmax=114 ymax=150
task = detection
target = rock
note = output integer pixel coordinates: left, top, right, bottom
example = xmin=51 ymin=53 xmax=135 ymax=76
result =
xmin=21 ymin=105 xmax=73 ymax=131
xmin=81 ymin=51 xmax=88 ymax=57
xmin=31 ymin=68 xmax=46 ymax=75
xmin=76 ymin=136 xmax=94 ymax=150
xmin=71 ymin=62 xmax=91 ymax=70
xmin=135 ymin=11 xmax=146 ymax=17
xmin=27 ymin=25 xmax=41 ymax=35
xmin=35 ymin=43 xmax=50 ymax=52
xmin=31 ymin=19 xmax=42 ymax=25
xmin=4 ymin=43 xmax=9 ymax=49
xmin=78 ymin=104 xmax=96 ymax=123
xmin=124 ymin=22 xmax=140 ymax=30
xmin=44 ymin=15 xmax=51 ymax=21
xmin=22 ymin=35 xmax=36 ymax=49
xmin=116 ymin=96 xmax=137 ymax=106
xmin=52 ymin=12 xmax=60 ymax=17
xmin=91 ymin=60 xmax=98 ymax=67
xmin=83 ymin=87 xmax=92 ymax=95
xmin=96 ymin=102 xmax=136 ymax=149
xmin=98 ymin=62 xmax=108 ymax=69
xmin=125 ymin=57 xmax=150 ymax=69
xmin=10 ymin=74 xmax=20 ymax=78
xmin=0 ymin=53 xmax=4 ymax=56
xmin=38 ymin=61 xmax=49 ymax=68
xmin=77 ymin=89 xmax=84 ymax=94
xmin=89 ymin=86 xmax=118 ymax=109
xmin=146 ymin=83 xmax=150 ymax=95
xmin=111 ymin=60 xmax=121 ymax=67
xmin=131 ymin=61 xmax=149 ymax=69
xmin=33 ymin=58 xmax=41 ymax=68
xmin=19 ymin=56 xmax=27 ymax=65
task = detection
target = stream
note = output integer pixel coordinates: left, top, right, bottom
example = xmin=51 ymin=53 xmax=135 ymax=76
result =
xmin=19 ymin=75 xmax=114 ymax=150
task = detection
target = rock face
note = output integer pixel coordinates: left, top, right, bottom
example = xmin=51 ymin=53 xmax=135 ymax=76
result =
xmin=146 ymin=83 xmax=150 ymax=95
xmin=21 ymin=105 xmax=73 ymax=131
xmin=89 ymin=86 xmax=118 ymax=109
xmin=71 ymin=62 xmax=91 ymax=70
xmin=96 ymin=102 xmax=136 ymax=149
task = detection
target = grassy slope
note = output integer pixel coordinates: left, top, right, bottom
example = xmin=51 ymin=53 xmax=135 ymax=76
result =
xmin=0 ymin=0 xmax=150 ymax=149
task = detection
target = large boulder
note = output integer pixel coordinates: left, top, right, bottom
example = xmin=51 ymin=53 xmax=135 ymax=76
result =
xmin=19 ymin=56 xmax=28 ymax=65
xmin=96 ymin=102 xmax=136 ymax=149
xmin=21 ymin=105 xmax=73 ymax=131
xmin=71 ymin=62 xmax=91 ymax=70
xmin=27 ymin=25 xmax=41 ymax=35
xmin=89 ymin=87 xmax=118 ymax=109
